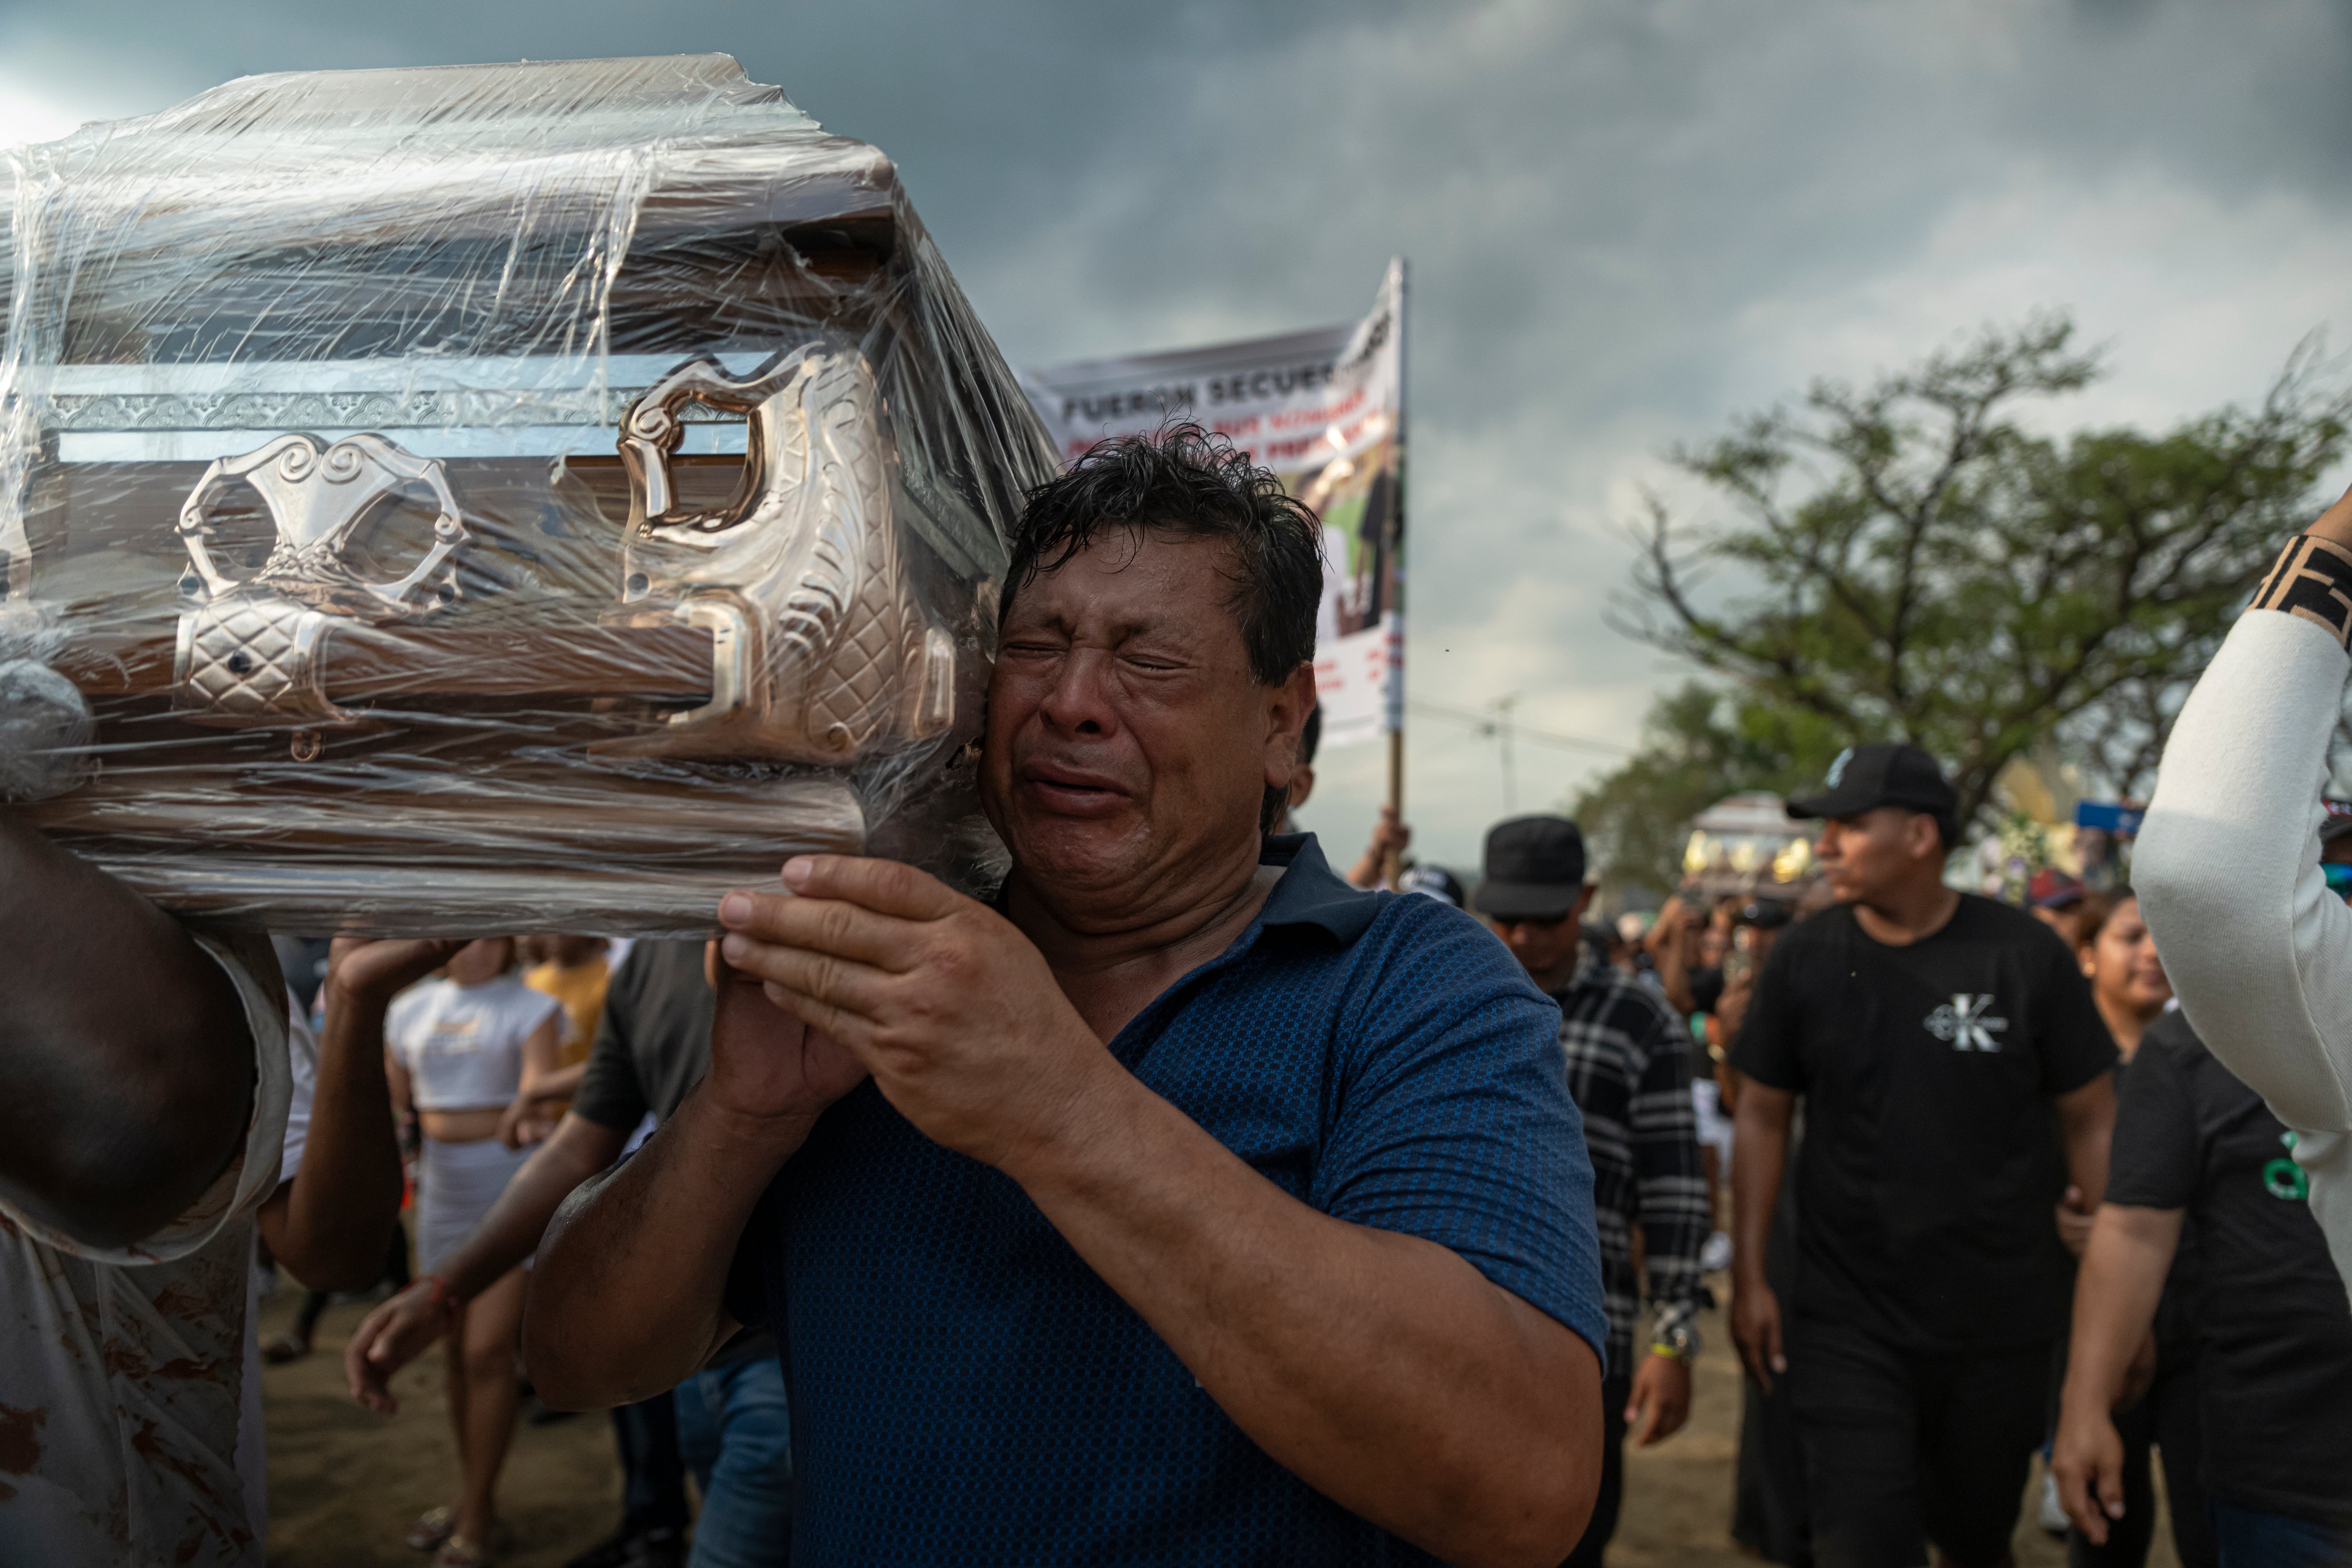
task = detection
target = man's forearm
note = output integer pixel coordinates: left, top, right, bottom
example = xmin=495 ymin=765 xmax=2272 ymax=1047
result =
xmin=1728 ymin=1092 xmax=1789 ymax=1294
xmin=522 ymin=1090 xmax=810 ymax=1410
xmin=439 ymin=1113 xmax=622 ymax=1299
xmin=0 ymin=814 xmax=255 ymax=1245
xmin=2061 ymin=1206 xmax=2181 ymax=1419
xmin=271 ymin=981 xmax=403 ymax=1289
xmin=1001 ymin=1071 xmax=1601 ymax=1568
xmin=524 ymin=1061 xmax=588 ymax=1106
xmin=2057 ymin=1076 xmax=2115 ymax=1217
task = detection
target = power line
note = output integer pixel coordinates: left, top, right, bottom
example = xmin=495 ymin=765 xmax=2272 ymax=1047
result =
xmin=1404 ymin=698 xmax=1633 ymax=756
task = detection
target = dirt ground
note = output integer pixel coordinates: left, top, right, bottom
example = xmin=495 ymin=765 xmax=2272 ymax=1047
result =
xmin=259 ymin=1278 xmax=623 ymax=1568
xmin=259 ymin=1280 xmax=2175 ymax=1567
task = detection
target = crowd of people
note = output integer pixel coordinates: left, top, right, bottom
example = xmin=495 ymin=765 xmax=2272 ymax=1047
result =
xmin=6 ymin=424 xmax=2352 ymax=1568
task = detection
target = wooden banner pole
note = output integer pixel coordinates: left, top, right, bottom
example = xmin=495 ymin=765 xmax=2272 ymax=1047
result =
xmin=1381 ymin=255 xmax=1408 ymax=890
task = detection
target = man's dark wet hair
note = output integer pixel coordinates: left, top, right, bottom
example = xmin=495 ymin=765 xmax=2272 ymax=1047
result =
xmin=1005 ymin=424 xmax=1323 ymax=831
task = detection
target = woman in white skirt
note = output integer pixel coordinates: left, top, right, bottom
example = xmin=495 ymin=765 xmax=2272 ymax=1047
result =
xmin=384 ymin=938 xmax=562 ymax=1568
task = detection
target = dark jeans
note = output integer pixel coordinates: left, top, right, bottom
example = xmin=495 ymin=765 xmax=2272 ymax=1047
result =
xmin=614 ymin=1390 xmax=690 ymax=1537
xmin=673 ymin=1355 xmax=793 ymax=1568
xmin=2209 ymin=1498 xmax=2352 ymax=1568
xmin=2067 ymin=1337 xmax=2213 ymax=1568
xmin=1559 ymin=1372 xmax=1629 ymax=1568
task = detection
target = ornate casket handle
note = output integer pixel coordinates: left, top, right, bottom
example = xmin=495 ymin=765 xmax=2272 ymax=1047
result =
xmin=618 ymin=355 xmax=797 ymax=535
xmin=612 ymin=348 xmax=957 ymax=764
xmin=176 ymin=433 xmax=469 ymax=610
xmin=172 ymin=433 xmax=473 ymax=726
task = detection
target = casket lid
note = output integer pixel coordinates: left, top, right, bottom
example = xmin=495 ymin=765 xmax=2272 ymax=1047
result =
xmin=0 ymin=54 xmax=898 ymax=301
xmin=154 ymin=54 xmax=801 ymax=136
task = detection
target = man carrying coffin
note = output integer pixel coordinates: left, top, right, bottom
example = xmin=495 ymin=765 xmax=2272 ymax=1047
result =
xmin=0 ymin=812 xmax=455 ymax=1564
xmin=524 ymin=426 xmax=1611 ymax=1568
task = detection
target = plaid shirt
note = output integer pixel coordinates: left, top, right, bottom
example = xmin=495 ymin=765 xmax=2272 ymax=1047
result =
xmin=1550 ymin=955 xmax=1709 ymax=1377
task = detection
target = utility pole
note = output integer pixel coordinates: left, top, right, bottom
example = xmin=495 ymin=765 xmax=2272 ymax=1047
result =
xmin=1492 ymin=692 xmax=1520 ymax=815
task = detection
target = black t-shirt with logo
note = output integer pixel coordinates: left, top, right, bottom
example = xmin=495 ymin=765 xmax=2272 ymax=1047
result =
xmin=1732 ymin=894 xmax=2116 ymax=1351
xmin=2105 ymin=1011 xmax=2352 ymax=1527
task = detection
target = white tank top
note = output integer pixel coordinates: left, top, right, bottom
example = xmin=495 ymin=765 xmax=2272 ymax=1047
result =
xmin=386 ymin=974 xmax=562 ymax=1112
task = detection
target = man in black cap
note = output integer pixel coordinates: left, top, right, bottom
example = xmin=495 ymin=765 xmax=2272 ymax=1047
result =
xmin=1478 ymin=814 xmax=1710 ymax=1568
xmin=1727 ymin=743 xmax=2119 ymax=1568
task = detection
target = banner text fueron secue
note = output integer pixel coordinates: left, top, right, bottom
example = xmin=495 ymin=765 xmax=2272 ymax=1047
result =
xmin=1021 ymin=261 xmax=1405 ymax=750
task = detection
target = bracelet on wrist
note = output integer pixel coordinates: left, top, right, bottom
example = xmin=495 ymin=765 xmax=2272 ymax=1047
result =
xmin=1651 ymin=1313 xmax=1702 ymax=1361
xmin=2250 ymin=532 xmax=2352 ymax=648
xmin=423 ymin=1274 xmax=464 ymax=1316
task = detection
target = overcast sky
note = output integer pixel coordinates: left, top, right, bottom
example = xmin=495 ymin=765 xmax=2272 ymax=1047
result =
xmin=5 ymin=0 xmax=2348 ymax=870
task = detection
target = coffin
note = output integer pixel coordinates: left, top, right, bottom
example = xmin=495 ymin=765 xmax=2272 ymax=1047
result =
xmin=0 ymin=55 xmax=1054 ymax=934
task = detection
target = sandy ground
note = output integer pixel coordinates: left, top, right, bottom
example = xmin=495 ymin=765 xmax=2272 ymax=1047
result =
xmin=259 ymin=1278 xmax=623 ymax=1568
xmin=259 ymin=1280 xmax=2176 ymax=1567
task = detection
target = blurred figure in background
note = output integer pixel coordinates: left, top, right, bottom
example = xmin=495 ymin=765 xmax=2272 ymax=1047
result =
xmin=1348 ymin=801 xmax=1409 ymax=889
xmin=1731 ymin=743 xmax=2116 ymax=1568
xmin=1396 ymin=862 xmax=1466 ymax=907
xmin=272 ymin=933 xmax=334 ymax=1019
xmin=1480 ymin=814 xmax=1708 ymax=1568
xmin=2032 ymin=871 xmax=2090 ymax=949
xmin=1588 ymin=919 xmax=1634 ymax=978
xmin=2066 ymin=891 xmax=2177 ymax=1239
xmin=1721 ymin=895 xmax=1807 ymax=1568
xmin=2049 ymin=888 xmax=2211 ymax=1568
xmin=515 ymin=935 xmax=614 ymax=1144
xmin=261 ymin=931 xmax=425 ymax=1365
xmin=1641 ymin=894 xmax=1708 ymax=1016
xmin=2054 ymin=984 xmax=2352 ymax=1565
xmin=348 ymin=939 xmax=795 ymax=1568
xmin=383 ymin=937 xmax=562 ymax=1567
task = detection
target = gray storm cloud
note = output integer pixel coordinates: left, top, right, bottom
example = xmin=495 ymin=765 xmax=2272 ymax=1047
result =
xmin=4 ymin=0 xmax=2346 ymax=865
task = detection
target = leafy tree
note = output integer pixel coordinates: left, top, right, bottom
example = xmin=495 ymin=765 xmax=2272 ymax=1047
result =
xmin=1615 ymin=315 xmax=2349 ymax=841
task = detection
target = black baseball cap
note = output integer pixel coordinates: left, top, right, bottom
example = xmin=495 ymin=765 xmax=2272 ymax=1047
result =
xmin=1786 ymin=742 xmax=1960 ymax=844
xmin=1476 ymin=815 xmax=1588 ymax=923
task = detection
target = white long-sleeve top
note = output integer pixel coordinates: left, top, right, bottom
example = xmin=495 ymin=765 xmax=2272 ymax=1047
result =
xmin=2137 ymin=605 xmax=2352 ymax=1298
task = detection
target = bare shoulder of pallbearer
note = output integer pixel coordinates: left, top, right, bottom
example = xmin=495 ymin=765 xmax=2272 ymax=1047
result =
xmin=522 ymin=426 xmax=1612 ymax=1568
xmin=0 ymin=815 xmax=453 ymax=1565
xmin=1724 ymin=741 xmax=2118 ymax=1568
xmin=2136 ymin=483 xmax=2352 ymax=1299
xmin=1477 ymin=813 xmax=1710 ymax=1568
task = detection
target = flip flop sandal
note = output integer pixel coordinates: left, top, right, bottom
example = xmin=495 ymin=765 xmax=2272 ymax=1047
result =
xmin=433 ymin=1535 xmax=494 ymax=1568
xmin=405 ymin=1506 xmax=454 ymax=1552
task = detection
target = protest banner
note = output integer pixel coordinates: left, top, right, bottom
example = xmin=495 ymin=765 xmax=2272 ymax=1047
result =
xmin=1022 ymin=261 xmax=1406 ymax=772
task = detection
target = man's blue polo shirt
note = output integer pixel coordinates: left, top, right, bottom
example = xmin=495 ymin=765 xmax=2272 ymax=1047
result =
xmin=724 ymin=833 xmax=1605 ymax=1565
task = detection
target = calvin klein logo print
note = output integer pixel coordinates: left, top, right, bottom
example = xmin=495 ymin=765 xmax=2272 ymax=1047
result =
xmin=1924 ymin=994 xmax=2008 ymax=1051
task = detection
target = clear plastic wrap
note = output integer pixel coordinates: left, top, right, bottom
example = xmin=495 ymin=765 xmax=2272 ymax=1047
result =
xmin=0 ymin=54 xmax=1057 ymax=936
